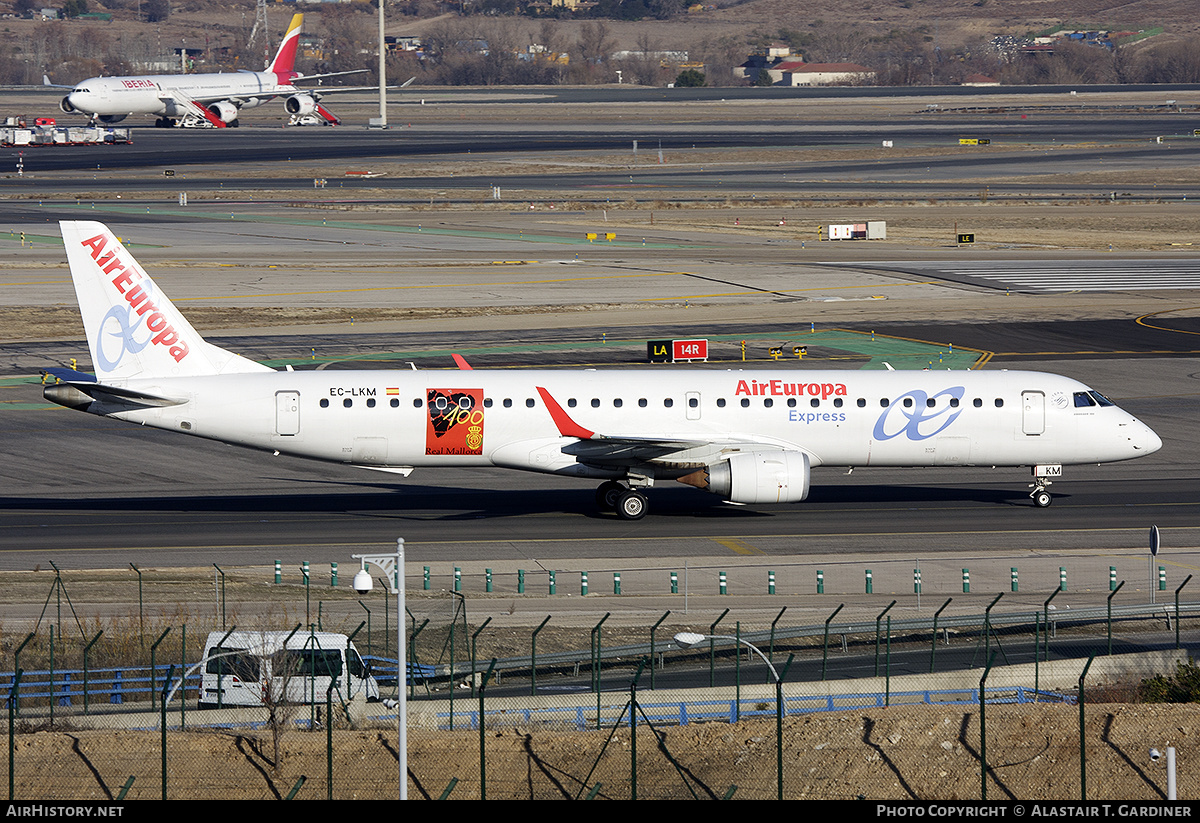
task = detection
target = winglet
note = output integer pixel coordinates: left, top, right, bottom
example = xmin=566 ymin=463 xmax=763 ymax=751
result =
xmin=536 ymin=387 xmax=595 ymax=439
xmin=452 ymin=354 xmax=473 ymax=370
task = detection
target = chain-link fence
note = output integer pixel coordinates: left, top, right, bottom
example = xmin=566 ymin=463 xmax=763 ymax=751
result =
xmin=0 ymin=563 xmax=1196 ymax=799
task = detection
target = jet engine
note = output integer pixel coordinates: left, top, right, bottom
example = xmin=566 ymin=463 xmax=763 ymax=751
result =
xmin=678 ymin=450 xmax=810 ymax=504
xmin=284 ymin=94 xmax=317 ymax=116
xmin=60 ymin=96 xmax=75 ymax=114
xmin=207 ymin=101 xmax=240 ymax=124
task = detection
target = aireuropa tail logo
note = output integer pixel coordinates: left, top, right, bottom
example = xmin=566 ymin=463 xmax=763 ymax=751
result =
xmin=81 ymin=232 xmax=190 ymax=370
xmin=873 ymin=387 xmax=965 ymax=441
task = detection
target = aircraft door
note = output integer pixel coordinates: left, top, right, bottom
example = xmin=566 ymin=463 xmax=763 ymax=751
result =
xmin=686 ymin=391 xmax=701 ymax=421
xmin=1022 ymin=390 xmax=1045 ymax=435
xmin=275 ymin=390 xmax=300 ymax=436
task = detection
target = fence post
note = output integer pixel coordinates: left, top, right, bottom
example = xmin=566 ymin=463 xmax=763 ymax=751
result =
xmin=980 ymin=651 xmax=998 ymax=800
xmin=1079 ymin=654 xmax=1096 ymax=800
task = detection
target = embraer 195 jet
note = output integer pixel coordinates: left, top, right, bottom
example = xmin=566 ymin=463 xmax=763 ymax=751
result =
xmin=50 ymin=14 xmax=362 ymax=127
xmin=42 ymin=222 xmax=1162 ymax=519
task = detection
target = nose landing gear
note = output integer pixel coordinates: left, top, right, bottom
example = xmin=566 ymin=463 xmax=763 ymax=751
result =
xmin=1029 ymin=464 xmax=1062 ymax=508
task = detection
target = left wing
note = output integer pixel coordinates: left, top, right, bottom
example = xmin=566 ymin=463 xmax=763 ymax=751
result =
xmin=534 ymin=386 xmax=772 ymax=468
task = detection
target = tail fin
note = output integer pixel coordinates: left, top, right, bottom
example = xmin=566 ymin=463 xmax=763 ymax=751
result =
xmin=266 ymin=13 xmax=304 ymax=76
xmin=60 ymin=221 xmax=272 ymax=381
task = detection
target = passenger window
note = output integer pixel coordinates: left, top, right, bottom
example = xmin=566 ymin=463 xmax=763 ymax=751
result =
xmin=764 ymin=398 xmax=773 ymax=408
xmin=664 ymin=398 xmax=673 ymax=408
xmin=857 ymin=398 xmax=866 ymax=408
xmin=973 ymin=398 xmax=982 ymax=408
xmin=615 ymin=399 xmax=624 ymax=408
xmin=810 ymin=398 xmax=819 ymax=408
xmin=834 ymin=398 xmax=843 ymax=408
xmin=740 ymin=398 xmax=750 ymax=408
xmin=903 ymin=398 xmax=913 ymax=408
xmin=687 ymin=398 xmax=696 ymax=408
xmin=390 ymin=398 xmax=400 ymax=408
xmin=343 ymin=399 xmax=352 ymax=408
xmin=503 ymin=398 xmax=512 ymax=408
xmin=995 ymin=398 xmax=1004 ymax=408
xmin=638 ymin=398 xmax=647 ymax=408
xmin=591 ymin=399 xmax=600 ymax=408
xmin=568 ymin=398 xmax=577 ymax=408
xmin=949 ymin=398 xmax=959 ymax=408
xmin=880 ymin=399 xmax=889 ymax=407
xmin=367 ymin=398 xmax=376 ymax=408
xmin=926 ymin=398 xmax=935 ymax=408
xmin=483 ymin=398 xmax=492 ymax=408
xmin=787 ymin=398 xmax=796 ymax=408
xmin=717 ymin=398 xmax=726 ymax=408
xmin=526 ymin=398 xmax=535 ymax=408
xmin=320 ymin=398 xmax=329 ymax=408
xmin=413 ymin=399 xmax=423 ymax=408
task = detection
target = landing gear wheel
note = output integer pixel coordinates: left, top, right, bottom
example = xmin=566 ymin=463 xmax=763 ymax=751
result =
xmin=595 ymin=481 xmax=626 ymax=511
xmin=1033 ymin=490 xmax=1052 ymax=508
xmin=616 ymin=489 xmax=648 ymax=521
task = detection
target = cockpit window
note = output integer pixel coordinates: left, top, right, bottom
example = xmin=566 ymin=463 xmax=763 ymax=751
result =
xmin=1073 ymin=392 xmax=1096 ymax=408
xmin=1089 ymin=391 xmax=1115 ymax=407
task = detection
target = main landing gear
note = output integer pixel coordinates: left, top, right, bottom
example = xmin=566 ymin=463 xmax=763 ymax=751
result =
xmin=1029 ymin=464 xmax=1062 ymax=508
xmin=595 ymin=481 xmax=648 ymax=521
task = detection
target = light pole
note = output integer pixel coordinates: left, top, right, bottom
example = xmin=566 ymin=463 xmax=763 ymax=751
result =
xmin=673 ymin=631 xmax=791 ymax=799
xmin=354 ymin=538 xmax=406 ymax=799
xmin=376 ymin=0 xmax=387 ymax=128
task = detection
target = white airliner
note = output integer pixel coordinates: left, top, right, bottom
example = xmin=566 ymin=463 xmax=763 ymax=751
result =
xmin=49 ymin=14 xmax=364 ymax=128
xmin=42 ymin=221 xmax=1162 ymax=520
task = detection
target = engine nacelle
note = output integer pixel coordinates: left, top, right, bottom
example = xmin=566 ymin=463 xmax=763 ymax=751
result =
xmin=207 ymin=101 xmax=240 ymax=124
xmin=679 ymin=450 xmax=810 ymax=504
xmin=284 ymin=94 xmax=317 ymax=116
xmin=98 ymin=114 xmax=127 ymax=124
xmin=60 ymin=96 xmax=76 ymax=114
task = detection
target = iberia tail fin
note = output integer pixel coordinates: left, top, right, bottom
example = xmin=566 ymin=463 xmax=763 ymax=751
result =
xmin=60 ymin=221 xmax=273 ymax=381
xmin=266 ymin=13 xmax=304 ymax=76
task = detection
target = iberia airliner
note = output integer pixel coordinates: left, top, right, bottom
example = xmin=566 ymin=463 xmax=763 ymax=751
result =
xmin=50 ymin=14 xmax=364 ymax=127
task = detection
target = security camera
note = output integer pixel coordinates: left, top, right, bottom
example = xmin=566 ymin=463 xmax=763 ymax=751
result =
xmin=353 ymin=568 xmax=373 ymax=595
xmin=1150 ymin=748 xmax=1162 ymax=763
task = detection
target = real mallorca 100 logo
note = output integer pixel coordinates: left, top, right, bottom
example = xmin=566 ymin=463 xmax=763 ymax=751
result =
xmin=425 ymin=388 xmax=485 ymax=456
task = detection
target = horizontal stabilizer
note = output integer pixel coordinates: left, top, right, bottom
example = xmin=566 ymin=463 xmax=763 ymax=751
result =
xmin=44 ymin=380 xmax=186 ymax=411
xmin=41 ymin=367 xmax=96 ymax=383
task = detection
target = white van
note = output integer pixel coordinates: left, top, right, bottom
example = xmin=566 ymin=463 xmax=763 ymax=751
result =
xmin=199 ymin=630 xmax=381 ymax=709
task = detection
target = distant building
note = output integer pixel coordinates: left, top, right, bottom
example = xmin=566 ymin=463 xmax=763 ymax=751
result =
xmin=780 ymin=62 xmax=874 ymax=86
xmin=734 ymin=46 xmax=803 ymax=83
xmin=962 ymin=73 xmax=999 ymax=86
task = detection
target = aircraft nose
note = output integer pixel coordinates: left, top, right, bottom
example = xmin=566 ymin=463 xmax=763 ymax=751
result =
xmin=1140 ymin=425 xmax=1163 ymax=455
